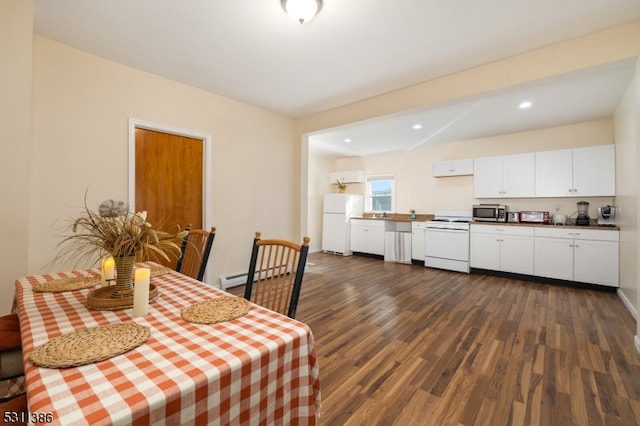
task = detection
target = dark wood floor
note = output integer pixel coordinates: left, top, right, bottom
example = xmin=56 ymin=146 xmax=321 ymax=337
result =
xmin=230 ymin=253 xmax=640 ymax=425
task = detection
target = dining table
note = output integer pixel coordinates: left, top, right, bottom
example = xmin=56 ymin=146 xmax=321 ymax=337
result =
xmin=12 ymin=263 xmax=321 ymax=425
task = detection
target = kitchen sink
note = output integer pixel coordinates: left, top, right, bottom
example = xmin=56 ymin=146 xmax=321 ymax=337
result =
xmin=384 ymin=220 xmax=411 ymax=233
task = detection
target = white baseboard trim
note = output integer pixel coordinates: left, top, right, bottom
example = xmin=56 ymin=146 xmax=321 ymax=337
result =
xmin=617 ymin=289 xmax=640 ymax=354
xmin=617 ymin=288 xmax=637 ymax=321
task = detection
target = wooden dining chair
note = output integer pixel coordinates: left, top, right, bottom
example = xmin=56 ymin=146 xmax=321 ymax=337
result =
xmin=243 ymin=232 xmax=311 ymax=319
xmin=175 ymin=226 xmax=217 ymax=281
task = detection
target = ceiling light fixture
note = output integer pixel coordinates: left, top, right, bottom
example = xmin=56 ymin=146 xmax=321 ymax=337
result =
xmin=281 ymin=0 xmax=322 ymax=24
xmin=519 ymin=101 xmax=533 ymax=109
xmin=344 ymin=138 xmax=352 ymax=143
xmin=412 ymin=124 xmax=423 ymax=130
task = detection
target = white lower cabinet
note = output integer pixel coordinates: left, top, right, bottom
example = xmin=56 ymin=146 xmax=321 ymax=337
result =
xmin=472 ymin=224 xmax=619 ymax=287
xmin=534 ymin=227 xmax=619 ymax=287
xmin=411 ymin=222 xmax=426 ymax=261
xmin=470 ymin=225 xmax=534 ymax=275
xmin=350 ymin=219 xmax=385 ymax=256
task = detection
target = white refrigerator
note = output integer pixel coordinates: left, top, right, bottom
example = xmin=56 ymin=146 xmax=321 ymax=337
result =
xmin=322 ymin=193 xmax=363 ymax=256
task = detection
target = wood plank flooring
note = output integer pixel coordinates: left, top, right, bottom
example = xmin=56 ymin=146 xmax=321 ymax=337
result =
xmin=228 ymin=253 xmax=640 ymax=425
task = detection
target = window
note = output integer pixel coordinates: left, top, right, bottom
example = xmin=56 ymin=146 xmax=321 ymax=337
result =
xmin=366 ymin=175 xmax=395 ymax=212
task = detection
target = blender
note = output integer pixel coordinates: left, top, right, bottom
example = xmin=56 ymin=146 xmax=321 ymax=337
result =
xmin=576 ymin=201 xmax=590 ymax=226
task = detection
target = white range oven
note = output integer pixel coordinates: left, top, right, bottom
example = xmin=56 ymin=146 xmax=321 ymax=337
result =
xmin=424 ymin=210 xmax=472 ymax=273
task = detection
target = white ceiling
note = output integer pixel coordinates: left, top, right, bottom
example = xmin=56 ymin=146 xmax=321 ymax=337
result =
xmin=33 ymin=0 xmax=640 ymax=156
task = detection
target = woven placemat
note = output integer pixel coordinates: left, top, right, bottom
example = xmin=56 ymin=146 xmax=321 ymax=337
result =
xmin=181 ymin=297 xmax=251 ymax=324
xmin=33 ymin=276 xmax=100 ymax=293
xmin=149 ymin=265 xmax=172 ymax=278
xmin=29 ymin=323 xmax=150 ymax=369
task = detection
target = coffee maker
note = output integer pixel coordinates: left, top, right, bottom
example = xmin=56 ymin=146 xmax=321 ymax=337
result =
xmin=576 ymin=201 xmax=590 ymax=226
xmin=597 ymin=205 xmax=616 ymax=226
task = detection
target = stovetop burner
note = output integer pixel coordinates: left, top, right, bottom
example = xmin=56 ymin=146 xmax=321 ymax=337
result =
xmin=426 ymin=210 xmax=473 ymax=230
xmin=431 ymin=210 xmax=473 ymax=223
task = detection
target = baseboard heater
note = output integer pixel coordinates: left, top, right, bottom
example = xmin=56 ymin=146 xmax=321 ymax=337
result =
xmin=219 ymin=272 xmax=248 ymax=290
xmin=219 ymin=264 xmax=289 ymax=290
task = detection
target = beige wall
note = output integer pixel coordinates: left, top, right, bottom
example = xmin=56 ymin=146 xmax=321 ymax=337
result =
xmin=0 ymin=1 xmax=33 ymax=314
xmin=307 ymin=150 xmax=338 ymax=252
xmin=27 ymin=36 xmax=298 ymax=292
xmin=615 ymin=66 xmax=639 ymax=321
xmin=613 ymin=60 xmax=640 ymax=344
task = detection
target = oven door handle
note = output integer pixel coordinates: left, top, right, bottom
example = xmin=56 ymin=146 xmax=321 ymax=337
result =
xmin=425 ymin=227 xmax=469 ymax=232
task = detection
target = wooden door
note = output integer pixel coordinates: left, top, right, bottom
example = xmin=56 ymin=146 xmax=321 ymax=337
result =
xmin=134 ymin=128 xmax=204 ymax=267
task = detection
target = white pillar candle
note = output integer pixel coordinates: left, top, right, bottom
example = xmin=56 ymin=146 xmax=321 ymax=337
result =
xmin=133 ymin=268 xmax=151 ymax=317
xmin=103 ymin=256 xmax=115 ymax=283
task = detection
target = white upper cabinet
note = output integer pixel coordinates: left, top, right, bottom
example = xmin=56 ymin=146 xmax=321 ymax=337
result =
xmin=573 ymin=145 xmax=615 ymax=196
xmin=474 ymin=153 xmax=535 ymax=198
xmin=535 ymin=145 xmax=615 ymax=197
xmin=432 ymin=159 xmax=474 ymax=177
xmin=534 ymin=148 xmax=573 ymax=197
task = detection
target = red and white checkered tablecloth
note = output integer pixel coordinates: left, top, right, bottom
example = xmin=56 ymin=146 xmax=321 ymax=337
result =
xmin=14 ymin=265 xmax=321 ymax=425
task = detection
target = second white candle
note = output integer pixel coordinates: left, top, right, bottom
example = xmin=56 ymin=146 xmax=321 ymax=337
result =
xmin=133 ymin=267 xmax=151 ymax=317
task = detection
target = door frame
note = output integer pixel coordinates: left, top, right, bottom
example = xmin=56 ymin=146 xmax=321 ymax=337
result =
xmin=127 ymin=118 xmax=213 ymax=230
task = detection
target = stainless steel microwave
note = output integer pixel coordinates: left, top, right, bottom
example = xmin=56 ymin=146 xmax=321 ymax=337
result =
xmin=473 ymin=204 xmax=508 ymax=222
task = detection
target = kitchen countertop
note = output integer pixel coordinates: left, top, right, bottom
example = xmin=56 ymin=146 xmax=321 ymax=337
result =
xmin=353 ymin=215 xmax=619 ymax=230
xmin=471 ymin=221 xmax=620 ymax=231
xmin=356 ymin=213 xmax=435 ymax=222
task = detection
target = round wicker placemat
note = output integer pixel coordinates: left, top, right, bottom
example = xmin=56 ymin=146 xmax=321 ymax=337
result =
xmin=149 ymin=266 xmax=172 ymax=278
xmin=29 ymin=323 xmax=150 ymax=369
xmin=86 ymin=284 xmax=159 ymax=311
xmin=33 ymin=276 xmax=100 ymax=293
xmin=181 ymin=296 xmax=251 ymax=324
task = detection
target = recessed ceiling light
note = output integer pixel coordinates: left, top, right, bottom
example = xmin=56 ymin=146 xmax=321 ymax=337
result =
xmin=519 ymin=101 xmax=533 ymax=109
xmin=344 ymin=138 xmax=351 ymax=143
xmin=412 ymin=124 xmax=423 ymax=130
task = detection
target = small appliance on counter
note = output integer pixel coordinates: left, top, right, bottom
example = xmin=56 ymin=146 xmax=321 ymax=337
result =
xmin=597 ymin=205 xmax=616 ymax=226
xmin=519 ymin=211 xmax=550 ymax=224
xmin=552 ymin=214 xmax=567 ymax=226
xmin=507 ymin=211 xmax=520 ymax=223
xmin=576 ymin=201 xmax=590 ymax=226
xmin=472 ymin=204 xmax=508 ymax=222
